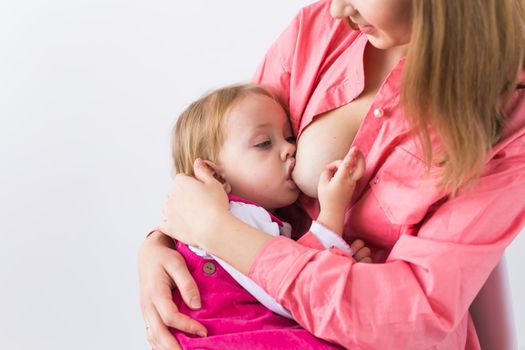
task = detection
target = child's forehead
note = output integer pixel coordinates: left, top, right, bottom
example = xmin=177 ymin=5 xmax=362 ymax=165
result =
xmin=225 ymin=94 xmax=288 ymax=128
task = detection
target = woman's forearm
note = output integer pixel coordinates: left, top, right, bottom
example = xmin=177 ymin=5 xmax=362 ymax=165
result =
xmin=148 ymin=230 xmax=177 ymax=249
xmin=200 ymin=213 xmax=273 ymax=275
xmin=161 ymin=166 xmax=273 ymax=274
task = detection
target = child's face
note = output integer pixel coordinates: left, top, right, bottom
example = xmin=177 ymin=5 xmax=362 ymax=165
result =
xmin=216 ymin=94 xmax=300 ymax=211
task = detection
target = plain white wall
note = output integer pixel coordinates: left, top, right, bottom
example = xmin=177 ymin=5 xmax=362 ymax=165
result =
xmin=0 ymin=1 xmax=523 ymax=349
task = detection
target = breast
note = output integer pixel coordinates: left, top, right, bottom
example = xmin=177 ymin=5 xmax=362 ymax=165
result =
xmin=292 ymin=97 xmax=372 ymax=198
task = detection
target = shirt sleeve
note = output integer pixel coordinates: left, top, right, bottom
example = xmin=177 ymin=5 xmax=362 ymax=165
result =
xmin=247 ymin=138 xmax=525 ymax=348
xmin=251 ymin=7 xmax=301 ymax=108
xmin=296 ymin=222 xmax=355 ymax=256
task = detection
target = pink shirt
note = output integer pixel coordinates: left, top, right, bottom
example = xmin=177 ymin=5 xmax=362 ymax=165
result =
xmin=248 ymin=0 xmax=525 ymax=348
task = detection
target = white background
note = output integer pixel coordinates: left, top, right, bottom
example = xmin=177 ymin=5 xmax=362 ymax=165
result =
xmin=0 ymin=1 xmax=523 ymax=349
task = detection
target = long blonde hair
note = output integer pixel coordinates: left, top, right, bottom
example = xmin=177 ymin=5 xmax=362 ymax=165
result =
xmin=402 ymin=0 xmax=525 ymax=194
xmin=172 ymin=84 xmax=284 ymax=176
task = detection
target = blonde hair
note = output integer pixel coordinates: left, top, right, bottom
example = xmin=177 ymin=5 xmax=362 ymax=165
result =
xmin=401 ymin=0 xmax=525 ymax=195
xmin=172 ymin=83 xmax=284 ymax=176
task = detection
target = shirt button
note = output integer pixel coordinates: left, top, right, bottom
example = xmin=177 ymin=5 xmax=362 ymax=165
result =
xmin=203 ymin=261 xmax=216 ymax=275
xmin=373 ymin=108 xmax=384 ymax=118
xmin=373 ymin=176 xmax=380 ymax=184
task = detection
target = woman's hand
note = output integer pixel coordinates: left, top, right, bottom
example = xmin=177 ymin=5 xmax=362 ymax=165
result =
xmin=160 ymin=159 xmax=230 ymax=248
xmin=138 ymin=231 xmax=208 ymax=350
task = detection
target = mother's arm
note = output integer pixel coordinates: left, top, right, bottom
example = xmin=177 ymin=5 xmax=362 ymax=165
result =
xmin=138 ymin=230 xmax=208 ymax=350
xmin=160 ymin=159 xmax=274 ymax=274
xmin=162 ymin=148 xmax=525 ymax=349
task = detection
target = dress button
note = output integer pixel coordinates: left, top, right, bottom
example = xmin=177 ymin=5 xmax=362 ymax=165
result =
xmin=203 ymin=261 xmax=216 ymax=275
xmin=373 ymin=108 xmax=384 ymax=118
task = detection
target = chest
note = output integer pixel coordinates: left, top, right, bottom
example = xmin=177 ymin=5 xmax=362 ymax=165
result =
xmin=297 ymin=94 xmax=447 ymax=262
xmin=289 ymin=38 xmax=447 ymax=257
xmin=297 ymin=98 xmax=369 ymax=165
xmin=296 ymin=42 xmax=403 ymax=169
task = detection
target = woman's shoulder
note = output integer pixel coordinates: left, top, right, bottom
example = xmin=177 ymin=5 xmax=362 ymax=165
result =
xmin=281 ymin=0 xmax=362 ymax=72
xmin=288 ymin=0 xmax=356 ymax=39
xmin=498 ymin=86 xmax=525 ymax=147
xmin=298 ymin=0 xmax=332 ymax=18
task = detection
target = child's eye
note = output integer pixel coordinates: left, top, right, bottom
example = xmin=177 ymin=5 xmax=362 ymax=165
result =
xmin=255 ymin=140 xmax=272 ymax=148
xmin=286 ymin=136 xmax=296 ymax=144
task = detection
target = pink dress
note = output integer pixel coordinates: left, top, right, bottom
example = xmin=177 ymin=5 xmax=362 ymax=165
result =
xmin=169 ymin=197 xmax=345 ymax=349
xmin=247 ymin=0 xmax=525 ymax=348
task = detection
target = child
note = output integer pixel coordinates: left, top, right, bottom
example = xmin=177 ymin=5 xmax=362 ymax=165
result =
xmin=169 ymin=83 xmax=368 ymax=349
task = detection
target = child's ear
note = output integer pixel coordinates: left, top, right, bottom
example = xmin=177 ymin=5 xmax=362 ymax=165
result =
xmin=201 ymin=160 xmax=231 ymax=194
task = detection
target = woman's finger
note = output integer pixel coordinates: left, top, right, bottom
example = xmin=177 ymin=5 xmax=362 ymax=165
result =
xmin=164 ymin=254 xmax=202 ymax=310
xmin=193 ymin=158 xmax=222 ymax=185
xmin=149 ymin=249 xmax=207 ymax=336
xmin=154 ymin=292 xmax=207 ymax=337
xmin=138 ymin=232 xmax=194 ymax=349
xmin=142 ymin=301 xmax=183 ymax=350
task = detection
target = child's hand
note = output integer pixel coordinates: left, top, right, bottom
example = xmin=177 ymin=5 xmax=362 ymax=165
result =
xmin=316 ymin=147 xmax=365 ymax=235
xmin=318 ymin=146 xmax=365 ymax=211
xmin=350 ymin=239 xmax=372 ymax=263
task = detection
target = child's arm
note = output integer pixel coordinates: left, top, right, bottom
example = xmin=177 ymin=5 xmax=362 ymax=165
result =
xmin=316 ymin=146 xmax=365 ymax=235
xmin=295 ymin=146 xmax=371 ymax=262
xmin=316 ymin=147 xmax=371 ymax=262
xmin=300 ymin=221 xmax=372 ymax=262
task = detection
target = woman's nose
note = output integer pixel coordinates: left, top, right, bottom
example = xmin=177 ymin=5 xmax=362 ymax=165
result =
xmin=330 ymin=0 xmax=357 ymax=18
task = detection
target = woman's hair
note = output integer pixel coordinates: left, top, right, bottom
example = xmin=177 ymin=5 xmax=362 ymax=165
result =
xmin=401 ymin=0 xmax=525 ymax=194
xmin=172 ymin=83 xmax=284 ymax=176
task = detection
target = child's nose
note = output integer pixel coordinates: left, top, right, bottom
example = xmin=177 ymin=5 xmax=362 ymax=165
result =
xmin=282 ymin=141 xmax=296 ymax=160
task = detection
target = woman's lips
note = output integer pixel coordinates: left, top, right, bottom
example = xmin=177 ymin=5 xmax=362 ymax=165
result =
xmin=358 ymin=24 xmax=375 ymax=34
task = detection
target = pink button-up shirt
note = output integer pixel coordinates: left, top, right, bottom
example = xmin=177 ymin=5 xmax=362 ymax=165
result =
xmin=248 ymin=1 xmax=525 ymax=348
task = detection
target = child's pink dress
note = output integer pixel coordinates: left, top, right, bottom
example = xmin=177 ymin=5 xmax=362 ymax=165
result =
xmin=170 ymin=196 xmax=347 ymax=349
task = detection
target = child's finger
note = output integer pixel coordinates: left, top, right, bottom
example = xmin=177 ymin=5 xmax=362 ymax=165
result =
xmin=333 ymin=147 xmax=358 ymax=180
xmin=360 ymin=257 xmax=373 ymax=263
xmin=319 ymin=168 xmax=333 ymax=185
xmin=325 ymin=159 xmax=342 ymax=171
xmin=321 ymin=160 xmax=342 ymax=183
xmin=349 ymin=239 xmax=365 ymax=254
xmin=349 ymin=151 xmax=366 ymax=181
xmin=353 ymin=246 xmax=372 ymax=262
xmin=342 ymin=146 xmax=358 ymax=168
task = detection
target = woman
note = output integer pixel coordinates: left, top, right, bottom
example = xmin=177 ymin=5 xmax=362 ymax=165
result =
xmin=140 ymin=0 xmax=525 ymax=349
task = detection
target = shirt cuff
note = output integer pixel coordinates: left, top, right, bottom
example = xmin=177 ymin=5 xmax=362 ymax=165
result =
xmin=309 ymin=221 xmax=354 ymax=256
xmin=296 ymin=231 xmax=326 ymax=249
